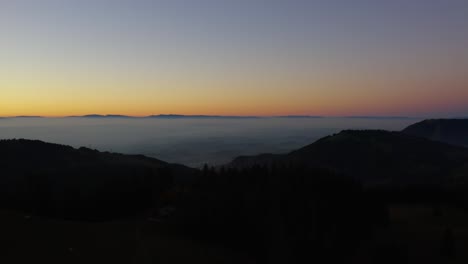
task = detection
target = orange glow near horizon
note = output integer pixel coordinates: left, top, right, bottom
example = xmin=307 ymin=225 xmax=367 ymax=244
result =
xmin=2 ymin=65 xmax=467 ymax=117
xmin=1 ymin=1 xmax=468 ymax=118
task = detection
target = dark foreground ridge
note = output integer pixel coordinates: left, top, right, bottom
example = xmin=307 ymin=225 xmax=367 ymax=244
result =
xmin=0 ymin=139 xmax=195 ymax=220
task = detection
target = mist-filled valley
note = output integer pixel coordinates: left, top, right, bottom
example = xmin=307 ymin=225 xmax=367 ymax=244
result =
xmin=0 ymin=117 xmax=419 ymax=167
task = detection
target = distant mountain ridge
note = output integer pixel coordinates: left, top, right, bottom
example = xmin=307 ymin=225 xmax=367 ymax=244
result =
xmin=65 ymin=114 xmax=327 ymax=119
xmin=0 ymin=116 xmax=44 ymax=118
xmin=342 ymin=116 xmax=413 ymax=119
xmin=146 ymin=114 xmax=259 ymax=119
xmin=276 ymin=115 xmax=323 ymax=118
xmin=13 ymin=116 xmax=43 ymax=118
xmin=0 ymin=114 xmax=417 ymax=119
xmin=64 ymin=114 xmax=260 ymax=119
xmin=402 ymin=119 xmax=468 ymax=147
xmin=68 ymin=114 xmax=133 ymax=118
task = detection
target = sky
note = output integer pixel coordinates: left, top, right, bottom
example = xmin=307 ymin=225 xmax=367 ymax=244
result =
xmin=0 ymin=0 xmax=467 ymax=117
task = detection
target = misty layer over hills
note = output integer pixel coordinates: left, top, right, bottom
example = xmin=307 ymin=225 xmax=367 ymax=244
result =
xmin=0 ymin=117 xmax=418 ymax=167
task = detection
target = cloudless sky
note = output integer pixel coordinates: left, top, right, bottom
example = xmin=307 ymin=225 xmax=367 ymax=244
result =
xmin=1 ymin=0 xmax=467 ymax=117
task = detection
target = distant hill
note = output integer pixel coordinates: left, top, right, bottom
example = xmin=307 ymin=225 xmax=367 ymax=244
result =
xmin=0 ymin=116 xmax=43 ymax=119
xmin=342 ymin=116 xmax=412 ymax=119
xmin=68 ymin=114 xmax=133 ymax=118
xmin=402 ymin=119 xmax=468 ymax=147
xmin=66 ymin=114 xmax=261 ymax=119
xmin=13 ymin=116 xmax=43 ymax=118
xmin=146 ymin=114 xmax=259 ymax=119
xmin=276 ymin=115 xmax=323 ymax=118
xmin=0 ymin=139 xmax=196 ymax=219
xmin=229 ymin=130 xmax=468 ymax=188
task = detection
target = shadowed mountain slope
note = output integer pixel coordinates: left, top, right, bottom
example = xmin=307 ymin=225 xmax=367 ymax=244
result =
xmin=0 ymin=139 xmax=196 ymax=219
xmin=230 ymin=130 xmax=468 ymax=188
xmin=402 ymin=119 xmax=468 ymax=147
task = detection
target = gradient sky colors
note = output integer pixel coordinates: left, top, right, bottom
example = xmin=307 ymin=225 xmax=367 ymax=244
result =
xmin=1 ymin=0 xmax=467 ymax=117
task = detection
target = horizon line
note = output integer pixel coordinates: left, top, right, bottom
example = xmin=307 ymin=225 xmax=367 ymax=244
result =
xmin=0 ymin=114 xmax=434 ymax=119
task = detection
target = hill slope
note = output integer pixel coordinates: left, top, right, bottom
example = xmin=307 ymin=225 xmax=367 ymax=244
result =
xmin=402 ymin=119 xmax=468 ymax=147
xmin=0 ymin=139 xmax=196 ymax=219
xmin=229 ymin=130 xmax=468 ymax=188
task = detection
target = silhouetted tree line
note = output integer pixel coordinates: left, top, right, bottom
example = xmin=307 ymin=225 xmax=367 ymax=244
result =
xmin=170 ymin=164 xmax=388 ymax=264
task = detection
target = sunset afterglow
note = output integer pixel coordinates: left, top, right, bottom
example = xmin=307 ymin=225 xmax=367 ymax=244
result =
xmin=1 ymin=0 xmax=467 ymax=117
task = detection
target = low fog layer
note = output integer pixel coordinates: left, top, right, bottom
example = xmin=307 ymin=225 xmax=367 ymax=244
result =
xmin=0 ymin=117 xmax=418 ymax=167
